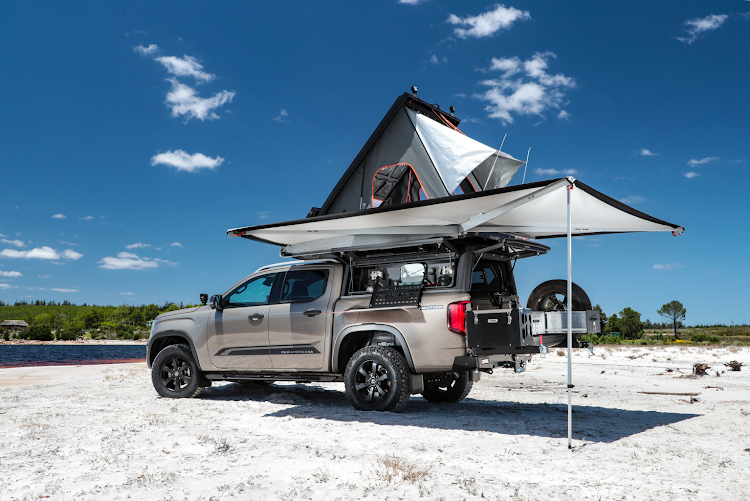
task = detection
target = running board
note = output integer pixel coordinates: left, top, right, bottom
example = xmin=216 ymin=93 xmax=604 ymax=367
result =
xmin=205 ymin=373 xmax=344 ymax=383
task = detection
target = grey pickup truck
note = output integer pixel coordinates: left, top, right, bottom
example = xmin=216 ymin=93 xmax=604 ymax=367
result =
xmin=147 ymin=234 xmax=599 ymax=412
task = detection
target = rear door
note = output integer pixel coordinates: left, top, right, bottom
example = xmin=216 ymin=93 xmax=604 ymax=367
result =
xmin=207 ymin=273 xmax=279 ymax=370
xmin=268 ymin=267 xmax=334 ymax=369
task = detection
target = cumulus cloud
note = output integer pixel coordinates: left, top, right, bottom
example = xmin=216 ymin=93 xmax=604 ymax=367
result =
xmin=678 ymin=14 xmax=729 ymax=44
xmin=653 ymin=263 xmax=683 ymax=270
xmin=0 ymin=246 xmax=82 ymax=260
xmin=0 ymin=270 xmax=22 ymax=277
xmin=688 ymin=156 xmax=719 ymax=166
xmin=0 ymin=283 xmax=16 ymax=290
xmin=619 ymin=195 xmax=647 ymax=205
xmin=639 ymin=149 xmax=659 ymax=156
xmin=126 ymin=243 xmax=151 ymax=249
xmin=134 ymin=44 xmax=159 ymax=56
xmin=448 ymin=4 xmax=530 ymax=39
xmin=156 ymin=55 xmax=215 ymax=83
xmin=534 ymin=168 xmax=577 ymax=176
xmin=98 ymin=252 xmax=159 ymax=270
xmin=557 ymin=110 xmax=570 ymax=120
xmin=1 ymin=239 xmax=25 ymax=247
xmin=274 ymin=109 xmax=289 ymax=123
xmin=165 ymin=79 xmax=235 ymax=121
xmin=151 ymin=149 xmax=225 ymax=172
xmin=478 ymin=52 xmax=576 ymax=124
xmin=684 ymin=172 xmax=700 ymax=179
xmin=169 ymin=242 xmax=183 ymax=247
xmin=52 ymin=214 xmax=66 ymax=219
xmin=51 ymin=288 xmax=78 ymax=293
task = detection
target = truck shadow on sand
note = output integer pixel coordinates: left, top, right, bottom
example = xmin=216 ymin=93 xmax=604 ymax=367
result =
xmin=199 ymin=382 xmax=700 ymax=443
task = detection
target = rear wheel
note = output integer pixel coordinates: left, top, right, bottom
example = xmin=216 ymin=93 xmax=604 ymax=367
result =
xmin=526 ymin=280 xmax=592 ymax=312
xmin=151 ymin=344 xmax=203 ymax=398
xmin=344 ymin=346 xmax=411 ymax=412
xmin=422 ymin=371 xmax=473 ymax=403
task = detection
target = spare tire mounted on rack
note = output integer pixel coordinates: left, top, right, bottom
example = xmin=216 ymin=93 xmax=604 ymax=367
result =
xmin=526 ymin=279 xmax=592 ymax=312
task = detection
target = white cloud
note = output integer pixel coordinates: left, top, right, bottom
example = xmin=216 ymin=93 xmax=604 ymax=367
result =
xmin=478 ymin=52 xmax=576 ymax=124
xmin=121 ymin=292 xmax=135 ymax=295
xmin=398 ymin=0 xmax=425 ymax=4
xmin=126 ymin=242 xmax=151 ymax=249
xmin=39 ymin=275 xmax=51 ymax=279
xmin=156 ymin=55 xmax=215 ymax=83
xmin=619 ymin=195 xmax=647 ymax=205
xmin=430 ymin=54 xmax=439 ymax=65
xmin=62 ymin=249 xmax=83 ymax=260
xmin=274 ymin=109 xmax=289 ymax=123
xmin=639 ymin=149 xmax=659 ymax=156
xmin=257 ymin=211 xmax=270 ymax=219
xmin=1 ymin=239 xmax=25 ymax=247
xmin=153 ymin=258 xmax=178 ymax=267
xmin=684 ymin=172 xmax=700 ymax=179
xmin=0 ymin=270 xmax=22 ymax=277
xmin=81 ymin=216 xmax=93 ymax=220
xmin=653 ymin=263 xmax=683 ymax=270
xmin=557 ymin=110 xmax=570 ymax=120
xmin=688 ymin=156 xmax=719 ymax=166
xmin=678 ymin=14 xmax=729 ymax=44
xmin=165 ymin=79 xmax=235 ymax=121
xmin=169 ymin=242 xmax=183 ymax=247
xmin=51 ymin=288 xmax=78 ymax=293
xmin=134 ymin=44 xmax=159 ymax=56
xmin=448 ymin=4 xmax=530 ymax=39
xmin=98 ymin=252 xmax=159 ymax=270
xmin=534 ymin=168 xmax=577 ymax=176
xmin=52 ymin=214 xmax=66 ymax=219
xmin=1 ymin=246 xmax=82 ymax=260
xmin=0 ymin=283 xmax=16 ymax=290
xmin=59 ymin=241 xmax=77 ymax=246
xmin=151 ymin=149 xmax=225 ymax=172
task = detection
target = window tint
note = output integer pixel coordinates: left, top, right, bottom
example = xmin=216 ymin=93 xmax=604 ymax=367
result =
xmin=281 ymin=269 xmax=329 ymax=303
xmin=225 ymin=273 xmax=277 ymax=308
xmin=470 ymin=261 xmax=513 ymax=293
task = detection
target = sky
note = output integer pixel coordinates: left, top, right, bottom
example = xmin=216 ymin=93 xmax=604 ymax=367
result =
xmin=1 ymin=1 xmax=748 ymax=325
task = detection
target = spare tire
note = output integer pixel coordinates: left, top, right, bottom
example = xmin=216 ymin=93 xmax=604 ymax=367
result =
xmin=526 ymin=280 xmax=592 ymax=312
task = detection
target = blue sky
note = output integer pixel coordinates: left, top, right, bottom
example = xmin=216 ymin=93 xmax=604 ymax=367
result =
xmin=1 ymin=1 xmax=748 ymax=325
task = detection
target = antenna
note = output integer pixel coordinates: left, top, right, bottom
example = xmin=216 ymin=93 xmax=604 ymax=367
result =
xmin=521 ymin=148 xmax=531 ymax=184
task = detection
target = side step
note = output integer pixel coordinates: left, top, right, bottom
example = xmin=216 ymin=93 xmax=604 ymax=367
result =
xmin=205 ymin=373 xmax=344 ymax=383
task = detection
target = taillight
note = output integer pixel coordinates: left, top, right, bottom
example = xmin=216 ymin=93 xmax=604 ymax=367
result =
xmin=447 ymin=301 xmax=471 ymax=335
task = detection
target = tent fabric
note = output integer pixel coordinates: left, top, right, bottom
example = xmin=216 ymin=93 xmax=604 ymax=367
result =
xmin=405 ymin=108 xmax=523 ymax=194
xmin=229 ymin=178 xmax=683 ymax=253
xmin=371 ymin=163 xmax=423 ymax=207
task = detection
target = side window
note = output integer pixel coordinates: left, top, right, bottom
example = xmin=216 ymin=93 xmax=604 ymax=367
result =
xmin=281 ymin=269 xmax=329 ymax=303
xmin=225 ymin=273 xmax=277 ymax=308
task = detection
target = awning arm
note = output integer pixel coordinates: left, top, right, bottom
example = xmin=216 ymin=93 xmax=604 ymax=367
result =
xmin=459 ymin=178 xmax=573 ymax=233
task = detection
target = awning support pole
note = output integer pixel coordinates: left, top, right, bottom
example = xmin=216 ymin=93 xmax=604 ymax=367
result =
xmin=567 ymin=183 xmax=573 ymax=450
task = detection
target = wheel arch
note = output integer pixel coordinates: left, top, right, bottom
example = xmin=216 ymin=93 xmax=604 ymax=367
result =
xmin=333 ymin=324 xmax=415 ymax=374
xmin=147 ymin=330 xmax=200 ymax=369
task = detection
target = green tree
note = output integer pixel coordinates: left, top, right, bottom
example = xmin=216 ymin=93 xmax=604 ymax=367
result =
xmin=603 ymin=314 xmax=620 ymax=334
xmin=618 ymin=307 xmax=645 ymax=339
xmin=657 ymin=300 xmax=686 ymax=340
xmin=593 ymin=304 xmax=607 ymax=333
xmin=25 ymin=324 xmax=53 ymax=341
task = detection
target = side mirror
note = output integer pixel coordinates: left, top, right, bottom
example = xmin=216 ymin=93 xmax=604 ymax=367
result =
xmin=209 ymin=294 xmax=223 ymax=311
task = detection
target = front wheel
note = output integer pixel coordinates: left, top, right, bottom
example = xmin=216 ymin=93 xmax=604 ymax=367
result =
xmin=151 ymin=344 xmax=203 ymax=398
xmin=344 ymin=346 xmax=411 ymax=412
xmin=422 ymin=371 xmax=473 ymax=403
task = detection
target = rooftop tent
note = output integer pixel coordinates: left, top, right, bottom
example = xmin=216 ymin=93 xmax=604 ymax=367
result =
xmin=315 ymin=93 xmax=524 ymax=216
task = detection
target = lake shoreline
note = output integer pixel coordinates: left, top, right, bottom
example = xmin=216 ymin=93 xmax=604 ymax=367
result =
xmin=0 ymin=339 xmax=147 ymax=346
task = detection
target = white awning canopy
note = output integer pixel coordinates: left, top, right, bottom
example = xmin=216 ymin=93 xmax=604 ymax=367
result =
xmin=229 ymin=178 xmax=683 ymax=256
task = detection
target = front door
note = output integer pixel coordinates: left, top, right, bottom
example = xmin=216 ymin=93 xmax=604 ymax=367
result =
xmin=268 ymin=267 xmax=333 ymax=369
xmin=207 ymin=273 xmax=278 ymax=370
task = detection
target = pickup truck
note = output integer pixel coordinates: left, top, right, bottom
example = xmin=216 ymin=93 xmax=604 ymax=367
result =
xmin=147 ymin=235 xmax=599 ymax=412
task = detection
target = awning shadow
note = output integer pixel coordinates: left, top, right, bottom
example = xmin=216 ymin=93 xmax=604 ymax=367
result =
xmin=198 ymin=382 xmax=700 ymax=443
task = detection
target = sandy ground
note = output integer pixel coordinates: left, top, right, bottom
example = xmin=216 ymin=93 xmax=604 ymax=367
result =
xmin=1 ymin=345 xmax=749 ymax=501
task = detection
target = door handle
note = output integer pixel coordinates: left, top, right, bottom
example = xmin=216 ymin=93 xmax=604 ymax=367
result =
xmin=303 ymin=309 xmax=321 ymax=317
xmin=248 ymin=313 xmax=264 ymax=321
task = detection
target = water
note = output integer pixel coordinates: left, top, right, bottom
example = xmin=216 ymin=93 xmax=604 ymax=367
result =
xmin=0 ymin=344 xmax=147 ymax=368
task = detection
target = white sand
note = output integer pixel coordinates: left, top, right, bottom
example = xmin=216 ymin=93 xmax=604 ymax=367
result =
xmin=1 ymin=345 xmax=749 ymax=500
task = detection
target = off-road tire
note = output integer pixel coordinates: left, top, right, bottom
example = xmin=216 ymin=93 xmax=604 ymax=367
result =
xmin=526 ymin=280 xmax=592 ymax=312
xmin=151 ymin=344 xmax=203 ymax=398
xmin=344 ymin=346 xmax=411 ymax=412
xmin=421 ymin=371 xmax=473 ymax=403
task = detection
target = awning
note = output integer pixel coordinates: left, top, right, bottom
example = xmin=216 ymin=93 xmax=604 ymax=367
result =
xmin=229 ymin=178 xmax=683 ymax=255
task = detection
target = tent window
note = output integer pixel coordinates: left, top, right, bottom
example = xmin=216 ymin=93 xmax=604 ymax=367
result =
xmin=372 ymin=163 xmax=426 ymax=208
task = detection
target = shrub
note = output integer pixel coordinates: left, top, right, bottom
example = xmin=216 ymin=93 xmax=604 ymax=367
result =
xmin=56 ymin=329 xmax=77 ymax=341
xmin=25 ymin=324 xmax=54 ymax=341
xmin=690 ymin=333 xmax=720 ymax=344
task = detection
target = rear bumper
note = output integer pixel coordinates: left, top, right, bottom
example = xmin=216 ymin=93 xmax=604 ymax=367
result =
xmin=453 ymin=353 xmax=533 ymax=373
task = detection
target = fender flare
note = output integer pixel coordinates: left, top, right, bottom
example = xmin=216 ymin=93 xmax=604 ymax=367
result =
xmin=333 ymin=324 xmax=416 ymax=374
xmin=147 ymin=330 xmax=200 ymax=370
